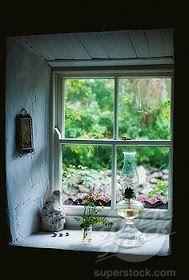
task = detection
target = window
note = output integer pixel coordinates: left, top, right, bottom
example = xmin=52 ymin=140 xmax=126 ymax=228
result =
xmin=52 ymin=68 xmax=173 ymax=219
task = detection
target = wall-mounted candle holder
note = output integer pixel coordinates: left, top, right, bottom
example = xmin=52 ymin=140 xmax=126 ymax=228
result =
xmin=16 ymin=108 xmax=34 ymax=156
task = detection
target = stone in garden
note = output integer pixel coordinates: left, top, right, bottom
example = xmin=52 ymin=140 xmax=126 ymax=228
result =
xmin=152 ymin=172 xmax=162 ymax=179
xmin=150 ymin=178 xmax=158 ymax=184
xmin=79 ymin=185 xmax=90 ymax=193
xmin=106 ymin=170 xmax=112 ymax=176
xmin=63 ymin=187 xmax=78 ymax=197
xmin=162 ymin=174 xmax=169 ymax=180
xmin=41 ymin=190 xmax=66 ymax=232
xmin=136 ymin=165 xmax=147 ymax=185
xmin=69 ymin=188 xmax=79 ymax=196
xmin=164 ymin=180 xmax=169 ymax=186
xmin=146 ymin=169 xmax=151 ymax=176
xmin=141 ymin=184 xmax=153 ymax=195
xmin=162 ymin=169 xmax=169 ymax=175
xmin=63 ymin=198 xmax=77 ymax=205
xmin=149 ymin=167 xmax=157 ymax=174
xmin=71 ymin=175 xmax=82 ymax=185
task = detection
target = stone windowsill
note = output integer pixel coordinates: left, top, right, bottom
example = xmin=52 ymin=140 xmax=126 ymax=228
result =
xmin=12 ymin=230 xmax=170 ymax=256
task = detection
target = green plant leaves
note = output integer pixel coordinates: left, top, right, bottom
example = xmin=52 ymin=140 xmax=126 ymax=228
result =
xmin=75 ymin=204 xmax=113 ymax=229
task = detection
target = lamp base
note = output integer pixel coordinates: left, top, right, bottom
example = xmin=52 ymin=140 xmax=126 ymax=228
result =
xmin=115 ymin=220 xmax=145 ymax=248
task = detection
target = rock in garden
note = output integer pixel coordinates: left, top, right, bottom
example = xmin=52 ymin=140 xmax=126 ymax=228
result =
xmin=162 ymin=174 xmax=169 ymax=180
xmin=68 ymin=188 xmax=79 ymax=196
xmin=79 ymin=185 xmax=90 ymax=193
xmin=162 ymin=169 xmax=169 ymax=175
xmin=71 ymin=175 xmax=82 ymax=185
xmin=141 ymin=184 xmax=153 ymax=195
xmin=105 ymin=170 xmax=112 ymax=177
xmin=164 ymin=180 xmax=169 ymax=186
xmin=63 ymin=198 xmax=77 ymax=205
xmin=149 ymin=167 xmax=157 ymax=174
xmin=136 ymin=165 xmax=147 ymax=185
xmin=152 ymin=172 xmax=162 ymax=179
xmin=150 ymin=178 xmax=158 ymax=184
xmin=41 ymin=190 xmax=66 ymax=232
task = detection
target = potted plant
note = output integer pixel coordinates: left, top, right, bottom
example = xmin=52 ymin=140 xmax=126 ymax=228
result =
xmin=75 ymin=193 xmax=113 ymax=242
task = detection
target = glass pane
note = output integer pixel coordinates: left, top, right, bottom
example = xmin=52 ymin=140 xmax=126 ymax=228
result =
xmin=119 ymin=78 xmax=171 ymax=140
xmin=116 ymin=147 xmax=169 ymax=209
xmin=62 ymin=145 xmax=112 ymax=206
xmin=64 ymin=78 xmax=114 ymax=139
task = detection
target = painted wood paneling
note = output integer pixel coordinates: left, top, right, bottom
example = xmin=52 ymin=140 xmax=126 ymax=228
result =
xmin=15 ymin=29 xmax=174 ymax=65
xmin=59 ymin=33 xmax=91 ymax=60
xmin=77 ymin=32 xmax=108 ymax=59
xmin=161 ymin=29 xmax=174 ymax=57
xmin=145 ymin=30 xmax=165 ymax=57
xmin=129 ymin=30 xmax=150 ymax=58
xmin=98 ymin=31 xmax=123 ymax=59
xmin=16 ymin=35 xmax=55 ymax=60
xmin=40 ymin=34 xmax=72 ymax=59
xmin=49 ymin=58 xmax=173 ymax=67
xmin=113 ymin=30 xmax=137 ymax=58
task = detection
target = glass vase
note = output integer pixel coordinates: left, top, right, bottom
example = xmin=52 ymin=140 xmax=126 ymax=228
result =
xmin=82 ymin=225 xmax=92 ymax=243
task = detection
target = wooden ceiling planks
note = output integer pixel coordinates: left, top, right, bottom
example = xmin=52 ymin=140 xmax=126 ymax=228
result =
xmin=97 ymin=31 xmax=123 ymax=59
xmin=77 ymin=32 xmax=108 ymax=59
xmin=16 ymin=35 xmax=55 ymax=60
xmin=58 ymin=33 xmax=91 ymax=60
xmin=129 ymin=30 xmax=150 ymax=58
xmin=160 ymin=29 xmax=174 ymax=57
xmin=40 ymin=34 xmax=72 ymax=60
xmin=145 ymin=29 xmax=165 ymax=57
xmin=14 ymin=29 xmax=174 ymax=65
xmin=113 ymin=30 xmax=137 ymax=58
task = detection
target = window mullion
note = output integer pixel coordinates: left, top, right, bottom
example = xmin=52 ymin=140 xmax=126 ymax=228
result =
xmin=62 ymin=77 xmax=65 ymax=138
xmin=54 ymin=128 xmax=62 ymax=191
xmin=59 ymin=139 xmax=171 ymax=146
xmin=168 ymin=75 xmax=174 ymax=216
xmin=111 ymin=77 xmax=119 ymax=209
xmin=113 ymin=77 xmax=119 ymax=139
xmin=56 ymin=74 xmax=64 ymax=135
xmin=111 ymin=144 xmax=117 ymax=209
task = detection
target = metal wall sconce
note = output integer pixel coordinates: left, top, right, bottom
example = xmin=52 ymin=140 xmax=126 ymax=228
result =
xmin=16 ymin=108 xmax=34 ymax=156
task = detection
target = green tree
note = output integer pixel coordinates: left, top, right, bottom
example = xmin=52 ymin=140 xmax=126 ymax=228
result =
xmin=63 ymin=78 xmax=171 ymax=170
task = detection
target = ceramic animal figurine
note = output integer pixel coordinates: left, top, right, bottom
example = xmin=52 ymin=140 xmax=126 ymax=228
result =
xmin=41 ymin=190 xmax=66 ymax=232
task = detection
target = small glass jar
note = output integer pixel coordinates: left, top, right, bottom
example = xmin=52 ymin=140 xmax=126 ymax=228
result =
xmin=82 ymin=225 xmax=92 ymax=242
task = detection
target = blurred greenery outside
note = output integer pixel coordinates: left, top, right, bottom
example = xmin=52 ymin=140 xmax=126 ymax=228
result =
xmin=62 ymin=78 xmax=171 ymax=205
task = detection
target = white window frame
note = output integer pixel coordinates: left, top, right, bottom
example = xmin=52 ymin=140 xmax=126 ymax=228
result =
xmin=51 ymin=67 xmax=174 ymax=221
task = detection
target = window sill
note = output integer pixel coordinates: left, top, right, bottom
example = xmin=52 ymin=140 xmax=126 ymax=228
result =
xmin=12 ymin=230 xmax=170 ymax=256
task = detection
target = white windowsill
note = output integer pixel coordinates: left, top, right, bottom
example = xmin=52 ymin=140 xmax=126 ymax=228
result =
xmin=12 ymin=230 xmax=170 ymax=256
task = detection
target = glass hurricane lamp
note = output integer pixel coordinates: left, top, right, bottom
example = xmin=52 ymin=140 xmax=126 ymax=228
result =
xmin=115 ymin=152 xmax=145 ymax=248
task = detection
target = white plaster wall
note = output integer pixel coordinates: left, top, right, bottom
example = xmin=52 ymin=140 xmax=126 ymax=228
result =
xmin=6 ymin=38 xmax=51 ymax=242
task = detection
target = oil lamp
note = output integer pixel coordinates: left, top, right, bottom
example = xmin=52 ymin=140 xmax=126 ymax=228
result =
xmin=115 ymin=152 xmax=144 ymax=247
